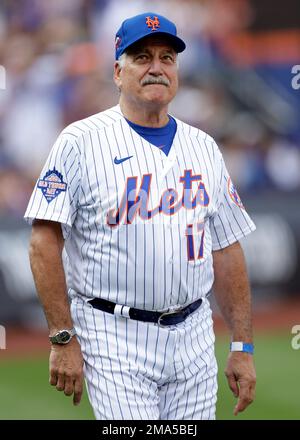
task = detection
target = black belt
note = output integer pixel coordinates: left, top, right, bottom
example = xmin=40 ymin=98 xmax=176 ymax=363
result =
xmin=88 ymin=297 xmax=202 ymax=327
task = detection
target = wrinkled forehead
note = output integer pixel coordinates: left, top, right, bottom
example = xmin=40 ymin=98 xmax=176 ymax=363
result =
xmin=126 ymin=34 xmax=178 ymax=55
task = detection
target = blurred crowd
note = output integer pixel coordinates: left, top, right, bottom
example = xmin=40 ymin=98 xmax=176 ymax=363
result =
xmin=0 ymin=0 xmax=300 ymax=218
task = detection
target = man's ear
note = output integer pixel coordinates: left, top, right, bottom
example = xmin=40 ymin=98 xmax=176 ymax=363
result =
xmin=114 ymin=61 xmax=122 ymax=90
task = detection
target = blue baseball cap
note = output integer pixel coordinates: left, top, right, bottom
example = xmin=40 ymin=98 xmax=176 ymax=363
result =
xmin=115 ymin=12 xmax=186 ymax=60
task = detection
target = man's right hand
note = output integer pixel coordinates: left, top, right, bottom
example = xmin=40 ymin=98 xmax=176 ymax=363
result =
xmin=49 ymin=337 xmax=84 ymax=406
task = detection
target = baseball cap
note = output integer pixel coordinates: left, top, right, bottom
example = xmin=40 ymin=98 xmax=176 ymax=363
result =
xmin=115 ymin=12 xmax=186 ymax=60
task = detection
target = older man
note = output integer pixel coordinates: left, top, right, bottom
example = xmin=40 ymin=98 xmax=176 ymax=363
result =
xmin=25 ymin=12 xmax=256 ymax=420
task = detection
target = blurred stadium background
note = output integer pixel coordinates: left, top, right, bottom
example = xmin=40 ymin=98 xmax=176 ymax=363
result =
xmin=0 ymin=0 xmax=299 ymax=420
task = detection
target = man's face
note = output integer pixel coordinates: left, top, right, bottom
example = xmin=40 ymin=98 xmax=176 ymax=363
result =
xmin=114 ymin=35 xmax=179 ymax=108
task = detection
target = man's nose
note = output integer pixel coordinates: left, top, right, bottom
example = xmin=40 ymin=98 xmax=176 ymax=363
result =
xmin=148 ymin=58 xmax=163 ymax=75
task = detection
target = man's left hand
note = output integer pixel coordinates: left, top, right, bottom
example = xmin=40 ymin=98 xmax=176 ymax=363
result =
xmin=224 ymin=352 xmax=256 ymax=416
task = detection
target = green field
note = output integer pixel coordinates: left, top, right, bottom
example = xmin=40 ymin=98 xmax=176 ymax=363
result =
xmin=0 ymin=332 xmax=298 ymax=420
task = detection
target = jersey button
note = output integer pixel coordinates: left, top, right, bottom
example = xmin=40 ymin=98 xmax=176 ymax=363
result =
xmin=169 ymin=258 xmax=173 ymax=264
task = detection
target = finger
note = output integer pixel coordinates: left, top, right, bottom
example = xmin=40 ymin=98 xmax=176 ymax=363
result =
xmin=56 ymin=373 xmax=65 ymax=392
xmin=248 ymin=382 xmax=256 ymax=405
xmin=234 ymin=385 xmax=253 ymax=416
xmin=49 ymin=370 xmax=58 ymax=386
xmin=225 ymin=373 xmax=239 ymax=398
xmin=64 ymin=376 xmax=74 ymax=397
xmin=73 ymin=375 xmax=83 ymax=406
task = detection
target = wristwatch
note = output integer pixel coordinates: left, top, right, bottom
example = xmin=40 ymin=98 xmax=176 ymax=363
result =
xmin=49 ymin=328 xmax=76 ymax=345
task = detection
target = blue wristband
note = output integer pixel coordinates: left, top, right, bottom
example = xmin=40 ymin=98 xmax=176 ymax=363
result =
xmin=230 ymin=342 xmax=254 ymax=354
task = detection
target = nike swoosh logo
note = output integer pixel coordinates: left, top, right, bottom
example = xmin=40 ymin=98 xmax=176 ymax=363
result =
xmin=114 ymin=155 xmax=133 ymax=165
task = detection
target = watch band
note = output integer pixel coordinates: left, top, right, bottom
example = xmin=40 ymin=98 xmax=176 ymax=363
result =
xmin=230 ymin=341 xmax=254 ymax=354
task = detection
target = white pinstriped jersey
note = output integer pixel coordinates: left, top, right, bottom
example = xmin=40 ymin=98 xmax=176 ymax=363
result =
xmin=24 ymin=104 xmax=255 ymax=311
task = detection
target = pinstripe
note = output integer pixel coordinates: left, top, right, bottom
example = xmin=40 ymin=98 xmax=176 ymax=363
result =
xmin=176 ymin=127 xmax=191 ymax=305
xmin=123 ymin=126 xmax=148 ymax=308
xmin=91 ymin=309 xmax=114 ymax=419
xmin=169 ymin=164 xmax=182 ymax=306
xmin=48 ymin=141 xmax=68 ymax=221
xmin=223 ymin=183 xmax=254 ymax=230
xmin=125 ymin=319 xmax=144 ymax=419
xmin=222 ymin=188 xmax=247 ymax=235
xmin=173 ymin=338 xmax=189 ymax=419
xmin=118 ymin=122 xmax=135 ymax=306
xmin=181 ymin=128 xmax=211 ymax=301
xmin=80 ymin=185 xmax=92 ymax=292
xmin=94 ymin=117 xmax=109 ymax=127
xmin=202 ymin=138 xmax=218 ymax=201
xmin=31 ymin=138 xmax=64 ymax=219
xmin=111 ymin=124 xmax=125 ymax=305
xmin=156 ymin=328 xmax=170 ymax=385
xmin=160 ymin=333 xmax=180 ymax=417
xmin=185 ymin=319 xmax=206 ymax=418
xmin=139 ymin=324 xmax=155 ymax=419
xmin=81 ymin=138 xmax=96 ymax=297
xmin=102 ymin=127 xmax=119 ymax=299
xmin=191 ymin=305 xmax=214 ymax=419
xmin=114 ymin=318 xmax=134 ymax=418
xmin=100 ymin=126 xmax=130 ymax=418
xmin=198 ymin=307 xmax=213 ymax=419
xmin=138 ymin=135 xmax=166 ymax=309
xmin=182 ymin=331 xmax=199 ymax=419
xmin=102 ymin=312 xmax=124 ymax=418
xmin=212 ymin=206 xmax=231 ymax=246
xmin=75 ymin=301 xmax=106 ymax=418
xmin=179 ymin=132 xmax=199 ymax=302
xmin=136 ymin=141 xmax=157 ymax=310
xmin=63 ymin=131 xmax=82 ymax=138
xmin=96 ymin=130 xmax=110 ymax=296
xmin=211 ymin=220 xmax=222 ymax=249
xmin=167 ymin=202 xmax=175 ymax=306
xmin=83 ymin=136 xmax=99 ymax=292
xmin=173 ymin=329 xmax=193 ymax=419
xmin=89 ymin=131 xmax=104 ymax=293
xmin=133 ymin=321 xmax=152 ymax=418
xmin=88 ymin=309 xmax=108 ymax=419
xmin=127 ymin=127 xmax=159 ymax=307
xmin=81 ymin=305 xmax=104 ymax=418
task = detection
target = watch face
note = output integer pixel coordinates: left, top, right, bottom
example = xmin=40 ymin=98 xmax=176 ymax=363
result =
xmin=58 ymin=331 xmax=71 ymax=343
xmin=50 ymin=329 xmax=75 ymax=344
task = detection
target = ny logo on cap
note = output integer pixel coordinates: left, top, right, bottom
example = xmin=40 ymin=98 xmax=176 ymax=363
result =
xmin=115 ymin=36 xmax=122 ymax=49
xmin=146 ymin=16 xmax=160 ymax=31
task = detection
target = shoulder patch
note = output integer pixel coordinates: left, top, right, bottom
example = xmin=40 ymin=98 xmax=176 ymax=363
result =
xmin=37 ymin=167 xmax=67 ymax=203
xmin=227 ymin=177 xmax=244 ymax=209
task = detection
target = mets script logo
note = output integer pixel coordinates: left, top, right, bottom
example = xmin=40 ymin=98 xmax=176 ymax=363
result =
xmin=37 ymin=167 xmax=67 ymax=203
xmin=227 ymin=177 xmax=244 ymax=209
xmin=107 ymin=169 xmax=210 ymax=227
xmin=146 ymin=16 xmax=160 ymax=31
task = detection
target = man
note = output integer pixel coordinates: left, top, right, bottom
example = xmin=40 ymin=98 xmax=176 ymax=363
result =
xmin=25 ymin=12 xmax=256 ymax=420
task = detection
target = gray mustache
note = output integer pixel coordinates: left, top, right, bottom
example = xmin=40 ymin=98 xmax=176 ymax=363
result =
xmin=141 ymin=77 xmax=170 ymax=87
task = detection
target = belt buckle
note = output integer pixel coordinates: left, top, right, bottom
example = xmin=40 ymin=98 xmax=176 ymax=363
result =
xmin=157 ymin=305 xmax=182 ymax=328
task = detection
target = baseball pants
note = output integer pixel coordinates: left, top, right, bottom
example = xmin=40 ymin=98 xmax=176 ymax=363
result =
xmin=71 ymin=296 xmax=218 ymax=420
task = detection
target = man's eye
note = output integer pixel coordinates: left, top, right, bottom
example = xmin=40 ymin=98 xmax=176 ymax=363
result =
xmin=136 ymin=54 xmax=148 ymax=60
xmin=163 ymin=55 xmax=174 ymax=62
